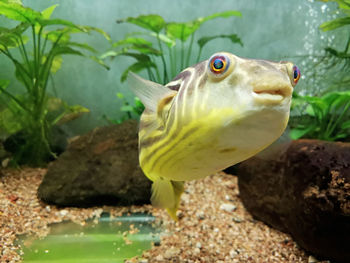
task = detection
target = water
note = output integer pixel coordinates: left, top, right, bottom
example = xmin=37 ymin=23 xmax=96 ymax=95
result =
xmin=16 ymin=213 xmax=161 ymax=263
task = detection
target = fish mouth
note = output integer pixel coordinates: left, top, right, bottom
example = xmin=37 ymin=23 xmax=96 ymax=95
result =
xmin=253 ymin=85 xmax=292 ymax=103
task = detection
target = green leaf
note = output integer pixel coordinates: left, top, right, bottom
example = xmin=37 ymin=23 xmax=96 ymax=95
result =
xmin=99 ymin=50 xmax=119 ymax=59
xmin=166 ymin=10 xmax=242 ymax=41
xmin=50 ymin=55 xmax=62 ymax=73
xmin=197 ymin=34 xmax=243 ymax=49
xmin=119 ymin=52 xmax=153 ymax=62
xmin=151 ymin=32 xmax=175 ymax=47
xmin=112 ymin=38 xmax=161 ymax=56
xmin=121 ymin=105 xmax=134 ymax=112
xmin=116 ymin=92 xmax=124 ymax=99
xmin=320 ymin=16 xmax=350 ymax=31
xmin=100 ymin=50 xmax=154 ymax=64
xmin=289 ymin=125 xmax=316 ymax=140
xmin=0 ymin=23 xmax=29 ymax=48
xmin=0 ymin=106 xmax=22 ymax=135
xmin=66 ymin=42 xmax=97 ymax=53
xmin=81 ymin=25 xmax=111 ymax=41
xmin=41 ymin=4 xmax=58 ymax=20
xmin=0 ymin=2 xmax=42 ymax=23
xmin=14 ymin=61 xmax=31 ymax=85
xmin=0 ymin=79 xmax=10 ymax=89
xmin=112 ymin=37 xmax=153 ymax=48
xmin=341 ymin=120 xmax=350 ymax=129
xmin=37 ymin=18 xmax=84 ymax=31
xmin=55 ymin=104 xmax=89 ymax=125
xmin=46 ymin=96 xmax=64 ymax=111
xmin=0 ymin=33 xmax=17 ymax=48
xmin=89 ymin=55 xmax=110 ymax=70
xmin=121 ymin=60 xmax=156 ymax=82
xmin=126 ymin=31 xmax=176 ymax=47
xmin=303 ymin=96 xmax=328 ymax=112
xmin=52 ymin=46 xmax=84 ymax=56
xmin=44 ymin=28 xmax=73 ymax=43
xmin=166 ymin=21 xmax=201 ymax=41
xmin=198 ymin=10 xmax=242 ymax=23
xmin=130 ymin=44 xmax=161 ymax=55
xmin=1 ymin=0 xmax=23 ymax=4
xmin=117 ymin=14 xmax=165 ymax=33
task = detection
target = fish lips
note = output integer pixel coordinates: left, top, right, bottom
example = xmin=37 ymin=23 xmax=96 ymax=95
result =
xmin=252 ymin=83 xmax=293 ymax=104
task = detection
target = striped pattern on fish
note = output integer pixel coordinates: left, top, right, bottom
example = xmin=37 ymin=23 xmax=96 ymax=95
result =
xmin=128 ymin=52 xmax=300 ymax=220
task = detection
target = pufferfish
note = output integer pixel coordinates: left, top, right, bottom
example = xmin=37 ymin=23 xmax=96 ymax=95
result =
xmin=128 ymin=52 xmax=300 ymax=220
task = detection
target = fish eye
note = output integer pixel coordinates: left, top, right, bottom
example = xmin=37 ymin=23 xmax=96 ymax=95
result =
xmin=292 ymin=65 xmax=300 ymax=84
xmin=209 ymin=55 xmax=230 ymax=75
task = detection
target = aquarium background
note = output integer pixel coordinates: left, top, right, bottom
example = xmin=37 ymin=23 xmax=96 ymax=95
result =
xmin=0 ymin=0 xmax=344 ymax=135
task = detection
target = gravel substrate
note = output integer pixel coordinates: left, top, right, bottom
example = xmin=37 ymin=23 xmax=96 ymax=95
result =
xmin=0 ymin=167 xmax=323 ymax=263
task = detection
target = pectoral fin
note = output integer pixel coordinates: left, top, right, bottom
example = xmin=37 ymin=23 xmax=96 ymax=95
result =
xmin=127 ymin=72 xmax=177 ymax=113
xmin=151 ymin=177 xmax=184 ymax=221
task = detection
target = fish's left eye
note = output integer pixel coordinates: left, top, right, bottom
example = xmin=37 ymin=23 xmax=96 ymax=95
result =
xmin=293 ymin=65 xmax=301 ymax=84
xmin=209 ymin=55 xmax=229 ymax=75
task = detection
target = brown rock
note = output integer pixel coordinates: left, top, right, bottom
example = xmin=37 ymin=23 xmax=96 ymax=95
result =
xmin=237 ymin=139 xmax=350 ymax=263
xmin=38 ymin=120 xmax=152 ymax=206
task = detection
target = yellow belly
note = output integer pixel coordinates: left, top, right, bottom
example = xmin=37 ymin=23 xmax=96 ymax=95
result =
xmin=140 ymin=107 xmax=288 ymax=182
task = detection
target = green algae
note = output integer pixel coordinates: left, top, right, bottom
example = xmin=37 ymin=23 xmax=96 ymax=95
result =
xmin=17 ymin=213 xmax=160 ymax=263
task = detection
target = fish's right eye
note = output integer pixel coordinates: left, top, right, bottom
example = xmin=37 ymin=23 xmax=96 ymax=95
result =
xmin=292 ymin=65 xmax=300 ymax=85
xmin=209 ymin=55 xmax=229 ymax=75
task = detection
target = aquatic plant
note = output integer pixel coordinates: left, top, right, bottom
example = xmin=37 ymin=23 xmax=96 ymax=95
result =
xmin=103 ymin=93 xmax=144 ymax=124
xmin=0 ymin=0 xmax=110 ymax=166
xmin=307 ymin=0 xmax=350 ymax=93
xmin=289 ymin=1 xmax=350 ymax=142
xmin=103 ymin=11 xmax=242 ymax=122
xmin=290 ymin=91 xmax=350 ymax=141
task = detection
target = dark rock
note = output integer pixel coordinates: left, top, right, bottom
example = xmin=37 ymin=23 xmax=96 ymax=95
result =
xmin=38 ymin=120 xmax=152 ymax=206
xmin=237 ymin=139 xmax=350 ymax=263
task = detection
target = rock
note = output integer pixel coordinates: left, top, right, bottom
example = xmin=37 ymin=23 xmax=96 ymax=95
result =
xmin=219 ymin=203 xmax=237 ymax=212
xmin=164 ymin=247 xmax=180 ymax=259
xmin=155 ymin=255 xmax=164 ymax=261
xmin=195 ymin=242 xmax=202 ymax=249
xmin=237 ymin=139 xmax=350 ymax=263
xmin=38 ymin=120 xmax=152 ymax=206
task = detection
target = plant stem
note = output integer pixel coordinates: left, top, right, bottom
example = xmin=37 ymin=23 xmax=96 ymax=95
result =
xmin=185 ymin=33 xmax=195 ymax=67
xmin=15 ymin=37 xmax=32 ymax=78
xmin=180 ymin=25 xmax=185 ymax=70
xmin=37 ymin=26 xmax=43 ymax=74
xmin=196 ymin=47 xmax=203 ymax=63
xmin=32 ymin=25 xmax=40 ymax=104
xmin=39 ymin=32 xmax=64 ymax=108
xmin=150 ymin=55 xmax=161 ymax=83
xmin=181 ymin=40 xmax=184 ymax=70
xmin=168 ymin=46 xmax=175 ymax=79
xmin=173 ymin=45 xmax=177 ymax=76
xmin=156 ymin=33 xmax=168 ymax=84
xmin=344 ymin=35 xmax=350 ymax=54
xmin=1 ymin=48 xmax=32 ymax=80
xmin=0 ymin=86 xmax=30 ymax=112
xmin=50 ymin=73 xmax=58 ymax=97
xmin=326 ymin=100 xmax=350 ymax=139
xmin=0 ymin=48 xmax=32 ymax=91
xmin=41 ymin=35 xmax=48 ymax=56
xmin=146 ymin=67 xmax=153 ymax=81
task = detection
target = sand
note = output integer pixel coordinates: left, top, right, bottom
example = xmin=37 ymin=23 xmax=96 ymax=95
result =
xmin=0 ymin=167 xmax=326 ymax=263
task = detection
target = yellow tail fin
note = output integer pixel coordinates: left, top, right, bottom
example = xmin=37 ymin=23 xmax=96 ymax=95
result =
xmin=150 ymin=177 xmax=184 ymax=221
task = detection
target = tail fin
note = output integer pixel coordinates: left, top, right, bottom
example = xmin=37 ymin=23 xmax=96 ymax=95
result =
xmin=151 ymin=177 xmax=184 ymax=221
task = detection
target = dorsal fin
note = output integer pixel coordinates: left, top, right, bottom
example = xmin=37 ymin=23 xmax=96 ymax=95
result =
xmin=127 ymin=72 xmax=177 ymax=112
